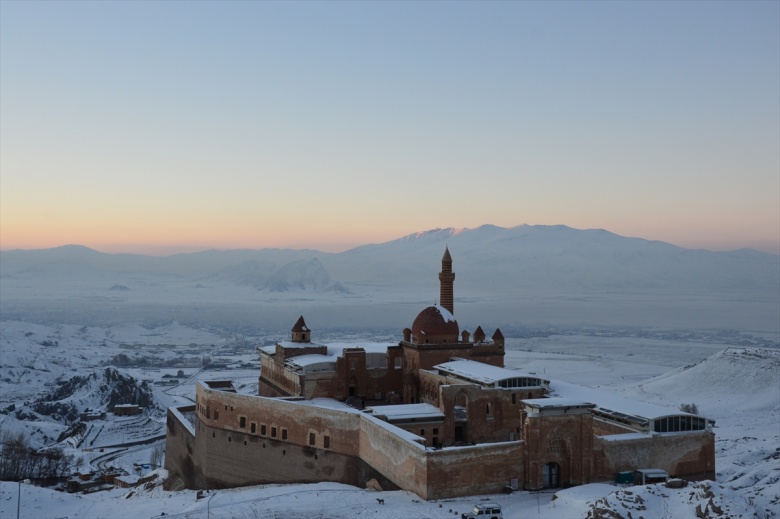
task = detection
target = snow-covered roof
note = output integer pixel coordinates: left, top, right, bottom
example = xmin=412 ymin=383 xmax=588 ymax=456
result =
xmin=434 ymin=359 xmax=547 ymax=387
xmin=549 ymin=379 xmax=703 ymax=422
xmin=277 ymin=340 xmax=327 ymax=349
xmin=286 ymin=354 xmax=336 ymax=368
xmin=293 ymin=398 xmax=356 ymax=411
xmin=434 ymin=305 xmax=455 ymax=323
xmin=364 ymin=403 xmax=444 ymax=422
xmin=283 ymin=398 xmax=426 ymax=446
xmin=324 ymin=342 xmax=393 ymax=355
xmin=282 ymin=342 xmax=395 ymax=372
xmin=523 ymin=398 xmax=595 ymax=409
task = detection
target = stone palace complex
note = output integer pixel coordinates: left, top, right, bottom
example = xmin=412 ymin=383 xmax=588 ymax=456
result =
xmin=165 ymin=249 xmax=715 ymax=499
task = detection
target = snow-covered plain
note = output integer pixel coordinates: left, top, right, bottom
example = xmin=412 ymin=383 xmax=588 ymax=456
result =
xmin=0 ymin=321 xmax=777 ymax=518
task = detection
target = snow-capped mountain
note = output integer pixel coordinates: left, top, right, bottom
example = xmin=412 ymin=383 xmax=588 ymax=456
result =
xmin=1 ymin=225 xmax=778 ymax=331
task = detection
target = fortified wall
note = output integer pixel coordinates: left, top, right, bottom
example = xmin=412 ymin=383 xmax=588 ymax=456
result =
xmin=165 ymin=381 xmax=527 ymax=499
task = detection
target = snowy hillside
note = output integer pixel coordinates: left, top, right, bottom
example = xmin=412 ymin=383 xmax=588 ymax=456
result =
xmin=614 ymin=348 xmax=780 ymax=517
xmin=0 ymin=321 xmax=777 ymax=518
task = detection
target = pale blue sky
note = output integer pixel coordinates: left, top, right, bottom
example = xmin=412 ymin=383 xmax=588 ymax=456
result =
xmin=1 ymin=1 xmax=778 ymax=254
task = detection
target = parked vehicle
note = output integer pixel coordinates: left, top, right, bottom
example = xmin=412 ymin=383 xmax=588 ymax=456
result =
xmin=461 ymin=503 xmax=503 ymax=519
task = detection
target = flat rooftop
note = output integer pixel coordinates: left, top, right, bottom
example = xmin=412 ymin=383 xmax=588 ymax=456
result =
xmin=364 ymin=403 xmax=445 ymax=423
xmin=434 ymin=359 xmax=548 ymax=387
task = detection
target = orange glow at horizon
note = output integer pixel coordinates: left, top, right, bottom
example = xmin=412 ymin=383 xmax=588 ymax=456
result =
xmin=3 ymin=214 xmax=779 ymax=256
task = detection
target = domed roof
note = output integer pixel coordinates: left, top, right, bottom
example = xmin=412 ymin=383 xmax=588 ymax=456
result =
xmin=412 ymin=305 xmax=459 ymax=338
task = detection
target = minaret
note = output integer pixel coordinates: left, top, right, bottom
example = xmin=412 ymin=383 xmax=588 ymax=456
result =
xmin=439 ymin=247 xmax=455 ymax=315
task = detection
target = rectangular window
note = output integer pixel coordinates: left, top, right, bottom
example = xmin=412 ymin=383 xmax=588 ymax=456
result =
xmin=260 ymin=424 xmax=267 ymax=436
xmin=324 ymin=435 xmax=330 ymax=449
xmin=282 ymin=429 xmax=288 ymax=440
xmin=309 ymin=432 xmax=315 ymax=446
xmin=420 ymin=429 xmax=425 ymax=436
xmin=350 ymin=358 xmax=357 ymax=370
xmin=433 ymin=428 xmax=439 ymax=435
xmin=239 ymin=416 xmax=246 ymax=428
xmin=271 ymin=426 xmax=277 ymax=438
xmin=250 ymin=423 xmax=256 ymax=434
xmin=394 ymin=357 xmax=402 ymax=369
xmin=214 ymin=410 xmax=219 ymax=420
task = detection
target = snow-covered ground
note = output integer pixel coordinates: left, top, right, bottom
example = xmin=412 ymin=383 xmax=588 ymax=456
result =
xmin=0 ymin=321 xmax=778 ymax=518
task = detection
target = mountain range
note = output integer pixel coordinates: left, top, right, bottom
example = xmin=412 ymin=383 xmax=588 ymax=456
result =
xmin=1 ymin=225 xmax=778 ymax=331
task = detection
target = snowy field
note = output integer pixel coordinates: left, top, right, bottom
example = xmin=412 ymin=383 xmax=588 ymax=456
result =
xmin=0 ymin=321 xmax=778 ymax=518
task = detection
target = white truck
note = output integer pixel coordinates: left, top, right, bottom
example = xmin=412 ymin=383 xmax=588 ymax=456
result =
xmin=461 ymin=503 xmax=503 ymax=519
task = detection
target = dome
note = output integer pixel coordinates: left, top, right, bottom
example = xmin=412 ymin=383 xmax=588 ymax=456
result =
xmin=412 ymin=305 xmax=459 ymax=341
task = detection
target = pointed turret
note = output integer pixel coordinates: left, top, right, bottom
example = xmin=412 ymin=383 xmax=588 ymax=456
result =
xmin=291 ymin=316 xmax=311 ymax=343
xmin=492 ymin=328 xmax=504 ymax=348
xmin=442 ymin=246 xmax=452 ymax=265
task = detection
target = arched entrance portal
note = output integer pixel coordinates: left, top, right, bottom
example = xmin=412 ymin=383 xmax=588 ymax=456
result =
xmin=543 ymin=462 xmax=560 ymax=488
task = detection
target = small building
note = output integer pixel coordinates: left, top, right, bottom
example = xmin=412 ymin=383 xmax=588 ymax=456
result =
xmin=115 ymin=473 xmax=157 ymax=489
xmin=634 ymin=468 xmax=669 ymax=485
xmin=114 ymin=404 xmax=143 ymax=416
xmin=80 ymin=409 xmax=106 ymax=421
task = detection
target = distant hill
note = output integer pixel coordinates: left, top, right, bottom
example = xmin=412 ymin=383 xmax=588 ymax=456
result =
xmin=1 ymin=225 xmax=778 ymax=331
xmin=2 ymin=225 xmax=777 ymax=292
xmin=323 ymin=225 xmax=780 ymax=293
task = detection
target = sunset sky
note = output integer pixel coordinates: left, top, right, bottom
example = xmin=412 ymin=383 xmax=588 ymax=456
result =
xmin=1 ymin=1 xmax=778 ymax=255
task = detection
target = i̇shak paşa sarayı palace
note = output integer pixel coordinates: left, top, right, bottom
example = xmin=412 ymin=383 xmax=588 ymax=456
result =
xmin=165 ymin=249 xmax=715 ymax=499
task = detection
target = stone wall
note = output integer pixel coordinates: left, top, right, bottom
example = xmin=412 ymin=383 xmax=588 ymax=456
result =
xmin=425 ymin=442 xmax=525 ymax=499
xmin=522 ymin=412 xmax=595 ymax=489
xmin=166 ymin=381 xmax=717 ymax=499
xmin=420 ymin=371 xmax=545 ymax=445
xmin=166 ymin=382 xmax=531 ymax=499
xmin=594 ymin=431 xmax=716 ymax=481
xmin=592 ymin=417 xmax=637 ymax=436
xmin=259 ymin=354 xmax=301 ymax=396
xmin=164 ymin=406 xmax=199 ymax=489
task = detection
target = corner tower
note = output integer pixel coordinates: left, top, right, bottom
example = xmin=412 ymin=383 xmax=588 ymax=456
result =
xmin=291 ymin=316 xmax=311 ymax=343
xmin=439 ymin=247 xmax=455 ymax=315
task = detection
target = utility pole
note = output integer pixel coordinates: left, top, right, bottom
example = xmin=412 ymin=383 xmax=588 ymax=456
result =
xmin=16 ymin=479 xmax=28 ymax=519
xmin=207 ymin=491 xmax=216 ymax=519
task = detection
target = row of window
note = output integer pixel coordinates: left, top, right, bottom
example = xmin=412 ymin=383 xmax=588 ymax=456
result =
xmin=498 ymin=377 xmax=544 ymax=389
xmin=198 ymin=400 xmax=333 ymax=448
xmin=196 ymin=402 xmax=237 ymax=418
xmin=237 ymin=416 xmax=331 ymax=448
xmin=653 ymin=416 xmax=707 ymax=433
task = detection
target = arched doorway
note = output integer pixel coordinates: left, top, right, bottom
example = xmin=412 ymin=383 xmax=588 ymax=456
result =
xmin=454 ymin=426 xmax=464 ymax=442
xmin=543 ymin=462 xmax=560 ymax=488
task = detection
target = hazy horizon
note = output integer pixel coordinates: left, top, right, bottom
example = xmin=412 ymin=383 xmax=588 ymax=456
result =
xmin=2 ymin=2 xmax=778 ymax=255
xmin=1 ymin=223 xmax=779 ymax=257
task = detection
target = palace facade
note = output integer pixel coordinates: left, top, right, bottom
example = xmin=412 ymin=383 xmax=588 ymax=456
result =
xmin=165 ymin=249 xmax=715 ymax=499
